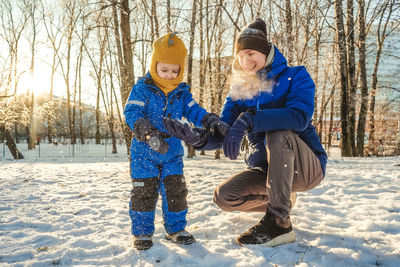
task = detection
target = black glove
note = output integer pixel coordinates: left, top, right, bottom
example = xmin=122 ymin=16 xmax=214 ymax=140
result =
xmin=163 ymin=117 xmax=207 ymax=148
xmin=134 ymin=118 xmax=170 ymax=154
xmin=201 ymin=113 xmax=230 ymax=137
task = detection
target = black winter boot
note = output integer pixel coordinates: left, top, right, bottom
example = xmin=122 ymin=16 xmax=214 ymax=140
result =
xmin=236 ymin=210 xmax=295 ymax=247
xmin=165 ymin=230 xmax=195 ymax=245
xmin=132 ymin=235 xmax=153 ymax=250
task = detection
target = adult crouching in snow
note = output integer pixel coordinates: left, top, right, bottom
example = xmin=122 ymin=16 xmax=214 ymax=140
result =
xmin=164 ymin=18 xmax=327 ymax=247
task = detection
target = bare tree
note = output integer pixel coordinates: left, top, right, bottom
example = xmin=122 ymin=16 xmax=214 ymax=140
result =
xmin=312 ymin=1 xmax=330 ymax=131
xmin=356 ymin=0 xmax=368 ymax=156
xmin=0 ymin=0 xmax=29 ymax=98
xmin=186 ymin=0 xmax=198 ymax=158
xmin=0 ymin=96 xmax=28 ymax=159
xmin=0 ymin=0 xmax=29 ymax=157
xmin=166 ymin=0 xmax=171 ymax=30
xmin=51 ymin=1 xmax=85 ymax=145
xmin=335 ymin=0 xmax=352 ymax=156
xmin=40 ymin=0 xmax=63 ymax=144
xmin=0 ymin=125 xmax=24 ymax=159
xmin=23 ymin=0 xmax=41 ymax=150
xmin=347 ymin=0 xmax=357 ymax=156
xmin=111 ymin=0 xmax=135 ymax=153
xmin=368 ymin=0 xmax=400 ymax=155
xmin=285 ymin=0 xmax=293 ymax=65
xmin=105 ymin=39 xmax=119 ymax=154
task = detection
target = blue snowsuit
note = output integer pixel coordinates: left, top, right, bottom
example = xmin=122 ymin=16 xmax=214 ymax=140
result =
xmin=124 ymin=73 xmax=207 ymax=236
xmin=202 ymin=46 xmax=327 ymax=175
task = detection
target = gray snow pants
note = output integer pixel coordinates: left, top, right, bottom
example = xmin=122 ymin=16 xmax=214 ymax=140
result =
xmin=213 ymin=130 xmax=324 ymax=219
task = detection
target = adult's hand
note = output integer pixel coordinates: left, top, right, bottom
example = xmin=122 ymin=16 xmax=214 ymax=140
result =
xmin=223 ymin=112 xmax=254 ymax=160
xmin=202 ymin=113 xmax=230 ymax=136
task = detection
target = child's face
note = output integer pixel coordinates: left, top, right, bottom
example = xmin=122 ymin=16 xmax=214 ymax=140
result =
xmin=156 ymin=62 xmax=180 ymax=80
xmin=237 ymin=49 xmax=266 ymax=74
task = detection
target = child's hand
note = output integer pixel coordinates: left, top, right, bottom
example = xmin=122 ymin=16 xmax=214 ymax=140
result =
xmin=146 ymin=131 xmax=170 ymax=154
xmin=133 ymin=118 xmax=171 ymax=154
xmin=163 ymin=117 xmax=207 ymax=148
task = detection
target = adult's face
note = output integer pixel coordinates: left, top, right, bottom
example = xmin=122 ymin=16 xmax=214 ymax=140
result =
xmin=237 ymin=49 xmax=266 ymax=74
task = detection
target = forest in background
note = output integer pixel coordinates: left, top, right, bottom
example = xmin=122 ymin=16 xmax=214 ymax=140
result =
xmin=0 ymin=0 xmax=399 ymax=159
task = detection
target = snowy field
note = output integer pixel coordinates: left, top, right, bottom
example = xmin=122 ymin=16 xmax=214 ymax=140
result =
xmin=1 ymin=142 xmax=400 ymax=266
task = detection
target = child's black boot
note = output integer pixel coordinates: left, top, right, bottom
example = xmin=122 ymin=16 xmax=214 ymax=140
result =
xmin=132 ymin=235 xmax=153 ymax=250
xmin=165 ymin=230 xmax=195 ymax=245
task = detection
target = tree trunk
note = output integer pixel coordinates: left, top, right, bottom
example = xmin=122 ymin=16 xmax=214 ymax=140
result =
xmin=166 ymin=0 xmax=171 ymax=31
xmin=347 ymin=0 xmax=357 ymax=156
xmin=120 ymin=0 xmax=134 ymax=94
xmin=312 ymin=4 xmax=322 ymax=130
xmin=14 ymin=123 xmax=19 ymax=143
xmin=28 ymin=1 xmax=38 ymax=149
xmin=47 ymin=36 xmax=58 ymax=144
xmin=367 ymin=0 xmax=394 ymax=156
xmin=112 ymin=0 xmax=133 ymax=152
xmin=0 ymin=126 xmax=24 ymax=159
xmin=335 ymin=0 xmax=351 ymax=156
xmin=78 ymin=39 xmax=84 ymax=145
xmin=151 ymin=0 xmax=159 ymax=38
xmin=106 ymin=37 xmax=118 ymax=154
xmin=187 ymin=0 xmax=197 ymax=87
xmin=198 ymin=0 xmax=206 ymax=156
xmin=285 ymin=0 xmax=293 ymax=66
xmin=96 ymin=86 xmax=101 ymax=144
xmin=66 ymin=8 xmax=74 ymax=146
xmin=368 ymin=48 xmax=383 ymax=156
xmin=327 ymin=92 xmax=335 ymax=154
xmin=215 ymin=149 xmax=221 ymax=159
xmin=71 ymin=46 xmax=82 ymax=145
xmin=28 ymin=91 xmax=36 ymax=150
xmin=95 ymin=28 xmax=105 ymax=145
xmin=108 ymin=108 xmax=117 ymax=154
xmin=198 ymin=0 xmax=205 ymax=108
xmin=356 ymin=0 xmax=368 ymax=157
xmin=186 ymin=0 xmax=198 ymax=159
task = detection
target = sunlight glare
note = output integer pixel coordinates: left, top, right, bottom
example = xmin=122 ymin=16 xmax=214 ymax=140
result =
xmin=18 ymin=70 xmax=65 ymax=97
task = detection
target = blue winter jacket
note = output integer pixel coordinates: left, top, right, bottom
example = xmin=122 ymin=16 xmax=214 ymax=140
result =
xmin=124 ymin=73 xmax=207 ymax=177
xmin=202 ymin=46 xmax=327 ymax=176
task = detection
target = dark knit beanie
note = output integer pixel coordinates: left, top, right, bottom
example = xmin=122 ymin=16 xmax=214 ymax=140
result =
xmin=235 ymin=18 xmax=271 ymax=56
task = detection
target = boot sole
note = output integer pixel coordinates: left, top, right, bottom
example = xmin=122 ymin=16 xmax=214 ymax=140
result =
xmin=134 ymin=245 xmax=152 ymax=250
xmin=236 ymin=230 xmax=296 ymax=247
xmin=133 ymin=242 xmax=153 ymax=250
xmin=165 ymin=235 xmax=195 ymax=245
xmin=261 ymin=229 xmax=296 ymax=247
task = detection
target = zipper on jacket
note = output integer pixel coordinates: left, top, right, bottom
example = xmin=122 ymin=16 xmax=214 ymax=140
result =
xmin=146 ymin=80 xmax=187 ymax=115
xmin=163 ymin=99 xmax=168 ymax=112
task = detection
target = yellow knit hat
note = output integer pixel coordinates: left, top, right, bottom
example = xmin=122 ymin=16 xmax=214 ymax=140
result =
xmin=149 ymin=32 xmax=187 ymax=94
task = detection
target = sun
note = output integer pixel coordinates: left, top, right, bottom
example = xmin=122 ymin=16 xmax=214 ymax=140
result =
xmin=18 ymin=71 xmax=50 ymax=96
xmin=18 ymin=68 xmax=66 ymax=97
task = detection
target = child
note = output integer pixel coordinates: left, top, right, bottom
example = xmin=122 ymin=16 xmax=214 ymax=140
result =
xmin=124 ymin=32 xmax=228 ymax=250
xmin=164 ymin=19 xmax=327 ymax=247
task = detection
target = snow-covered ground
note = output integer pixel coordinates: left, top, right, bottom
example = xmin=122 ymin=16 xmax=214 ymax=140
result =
xmin=1 ymin=143 xmax=399 ymax=266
